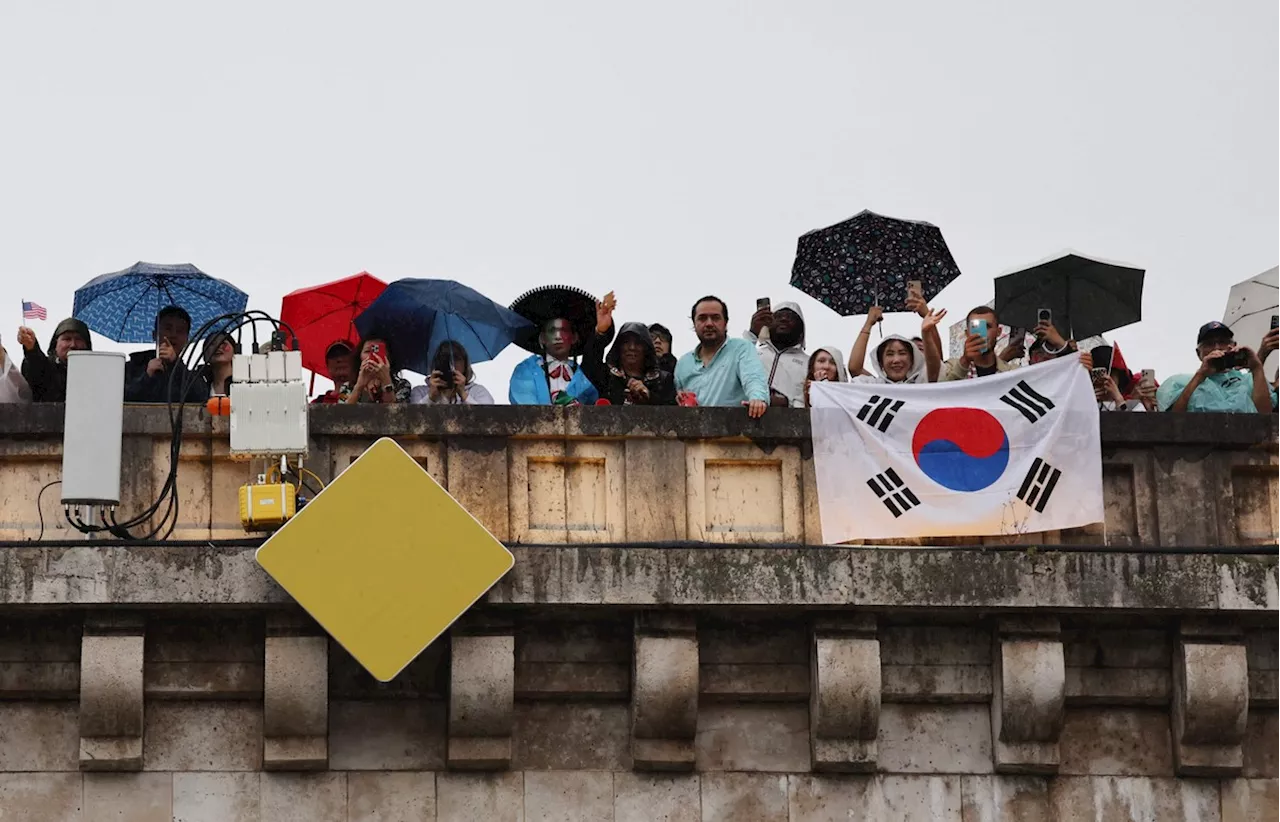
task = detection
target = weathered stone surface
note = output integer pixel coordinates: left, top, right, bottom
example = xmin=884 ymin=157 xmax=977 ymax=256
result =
xmin=1049 ymin=776 xmax=1221 ymax=822
xmin=878 ymin=704 xmax=993 ymax=775
xmin=329 ymin=700 xmax=446 ymax=770
xmin=696 ymin=704 xmax=811 ymax=772
xmin=701 ymin=773 xmax=788 ymax=822
xmin=992 ymin=625 xmax=1065 ymax=774
xmin=514 ymin=702 xmax=630 ymax=771
xmin=83 ymin=772 xmax=173 ymax=822
xmin=613 ymin=772 xmax=699 ymax=822
xmin=1173 ymin=639 xmax=1250 ymax=776
xmin=959 ymin=775 xmax=1052 ymax=822
xmin=449 ymin=633 xmax=515 ymax=769
xmin=632 ymin=618 xmax=698 ymax=771
xmin=80 ymin=632 xmax=145 ymax=771
xmin=259 ymin=773 xmax=346 ymax=822
xmin=1059 ymin=708 xmax=1174 ymax=776
xmin=0 ymin=773 xmax=83 ymax=822
xmin=1243 ymin=711 xmax=1278 ymax=779
xmin=437 ymin=772 xmax=525 ymax=822
xmin=144 ymin=702 xmax=262 ymax=770
xmin=1221 ymin=778 xmax=1278 ymax=822
xmin=0 ymin=701 xmax=78 ymax=771
xmin=263 ymin=634 xmax=327 ymax=770
xmin=524 ymin=771 xmax=613 ymax=822
xmin=346 ymin=772 xmax=436 ymax=822
xmin=787 ymin=775 xmax=963 ymax=821
xmin=172 ymin=772 xmax=261 ymax=822
xmin=810 ymin=633 xmax=880 ymax=771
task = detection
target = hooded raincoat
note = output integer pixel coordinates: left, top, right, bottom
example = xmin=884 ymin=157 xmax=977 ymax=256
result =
xmin=803 ymin=346 xmax=849 ymax=407
xmin=745 ymin=301 xmax=808 ymax=408
xmin=851 ymin=334 xmax=927 ymax=385
xmin=21 ymin=317 xmax=92 ymax=403
xmin=582 ymin=321 xmax=676 ymax=405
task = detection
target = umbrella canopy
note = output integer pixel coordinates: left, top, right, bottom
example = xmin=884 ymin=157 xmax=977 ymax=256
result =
xmin=509 ymin=285 xmax=600 ymax=356
xmin=280 ymin=272 xmax=387 ymax=378
xmin=1223 ymin=265 xmax=1278 ymax=381
xmin=353 ymin=279 xmax=533 ymax=375
xmin=994 ymin=250 xmax=1144 ymax=340
xmin=789 ymin=210 xmax=962 ymax=316
xmin=73 ymin=262 xmax=248 ymax=343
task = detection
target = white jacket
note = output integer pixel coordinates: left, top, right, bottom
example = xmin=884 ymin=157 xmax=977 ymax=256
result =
xmin=745 ymin=300 xmax=808 ymax=408
xmin=0 ymin=352 xmax=32 ymax=403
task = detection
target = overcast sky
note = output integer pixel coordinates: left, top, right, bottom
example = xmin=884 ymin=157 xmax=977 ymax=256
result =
xmin=1 ymin=0 xmax=1276 ymax=393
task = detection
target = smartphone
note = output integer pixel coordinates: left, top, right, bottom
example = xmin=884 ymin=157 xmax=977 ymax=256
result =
xmin=969 ymin=318 xmax=989 ymax=353
xmin=1090 ymin=367 xmax=1108 ymax=383
xmin=756 ymin=298 xmax=771 ymax=312
xmin=1271 ymin=315 xmax=1278 ymax=330
xmin=1141 ymin=368 xmax=1155 ymax=386
xmin=906 ymin=280 xmax=923 ymax=299
xmin=1037 ymin=308 xmax=1052 ymax=324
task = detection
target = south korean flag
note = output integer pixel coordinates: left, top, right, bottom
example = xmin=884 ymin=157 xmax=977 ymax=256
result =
xmin=809 ymin=357 xmax=1103 ymax=542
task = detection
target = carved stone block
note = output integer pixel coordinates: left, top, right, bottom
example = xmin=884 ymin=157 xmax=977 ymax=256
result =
xmin=991 ymin=617 xmax=1065 ymax=774
xmin=810 ymin=616 xmax=880 ymax=772
xmin=448 ymin=633 xmax=515 ymax=769
xmin=1173 ymin=622 xmax=1249 ymax=776
xmin=263 ymin=615 xmax=328 ymax=770
xmin=79 ymin=616 xmax=145 ymax=771
xmin=631 ymin=613 xmax=698 ymax=771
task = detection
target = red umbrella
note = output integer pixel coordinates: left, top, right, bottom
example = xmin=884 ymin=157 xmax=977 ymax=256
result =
xmin=280 ymin=272 xmax=387 ymax=378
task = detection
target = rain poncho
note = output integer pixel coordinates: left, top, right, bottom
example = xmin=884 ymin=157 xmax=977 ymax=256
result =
xmin=852 ymin=334 xmax=926 ymax=385
xmin=745 ymin=301 xmax=808 ymax=408
xmin=20 ymin=318 xmax=92 ymax=403
xmin=582 ymin=321 xmax=676 ymax=405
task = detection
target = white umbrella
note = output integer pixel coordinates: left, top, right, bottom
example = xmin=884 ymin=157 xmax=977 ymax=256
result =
xmin=1223 ymin=266 xmax=1278 ymax=381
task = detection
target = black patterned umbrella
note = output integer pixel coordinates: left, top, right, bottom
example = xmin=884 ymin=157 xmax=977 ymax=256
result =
xmin=790 ymin=210 xmax=962 ymax=316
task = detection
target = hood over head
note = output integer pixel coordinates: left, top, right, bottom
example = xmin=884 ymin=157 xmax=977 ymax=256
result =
xmin=771 ymin=300 xmax=806 ymax=348
xmin=47 ymin=318 xmax=93 ymax=359
xmin=607 ymin=321 xmax=659 ymax=374
xmin=871 ymin=333 xmax=925 ymax=383
xmin=808 ymin=346 xmax=849 ymax=382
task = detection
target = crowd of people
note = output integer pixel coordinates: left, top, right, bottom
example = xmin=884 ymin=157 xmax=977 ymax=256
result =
xmin=2 ymin=288 xmax=1277 ymax=416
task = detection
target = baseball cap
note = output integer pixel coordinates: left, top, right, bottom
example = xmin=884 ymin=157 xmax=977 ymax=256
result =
xmin=325 ymin=340 xmax=354 ymax=358
xmin=1196 ymin=321 xmax=1233 ymax=343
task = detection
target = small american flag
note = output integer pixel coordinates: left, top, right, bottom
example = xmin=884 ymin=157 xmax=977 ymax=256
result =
xmin=22 ymin=301 xmax=47 ymax=321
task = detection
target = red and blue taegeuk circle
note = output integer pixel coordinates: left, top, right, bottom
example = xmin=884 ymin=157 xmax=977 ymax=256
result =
xmin=911 ymin=408 xmax=1009 ymax=492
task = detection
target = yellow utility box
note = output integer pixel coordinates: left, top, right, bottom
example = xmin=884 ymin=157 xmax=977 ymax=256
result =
xmin=239 ymin=483 xmax=297 ymax=530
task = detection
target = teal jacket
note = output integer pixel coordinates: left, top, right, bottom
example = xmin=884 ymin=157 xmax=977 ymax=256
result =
xmin=508 ymin=354 xmax=600 ymax=405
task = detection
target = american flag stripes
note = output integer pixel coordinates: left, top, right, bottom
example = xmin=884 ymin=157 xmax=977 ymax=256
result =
xmin=21 ymin=301 xmax=47 ymax=321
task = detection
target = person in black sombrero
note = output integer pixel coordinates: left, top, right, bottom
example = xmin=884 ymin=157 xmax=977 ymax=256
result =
xmin=508 ymin=285 xmax=615 ymax=405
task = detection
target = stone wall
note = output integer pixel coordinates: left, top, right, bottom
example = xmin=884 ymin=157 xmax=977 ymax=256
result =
xmin=0 ymin=405 xmax=1275 ymax=546
xmin=0 ymin=406 xmax=1275 ymax=820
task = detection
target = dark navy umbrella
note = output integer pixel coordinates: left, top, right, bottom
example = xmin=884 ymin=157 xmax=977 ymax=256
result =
xmin=790 ymin=210 xmax=962 ymax=316
xmin=353 ymin=279 xmax=534 ymax=375
xmin=73 ymin=262 xmax=249 ymax=343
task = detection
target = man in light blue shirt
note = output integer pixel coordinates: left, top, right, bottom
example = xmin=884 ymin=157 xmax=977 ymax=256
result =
xmin=674 ymin=296 xmax=770 ymax=417
xmin=1157 ymin=321 xmax=1277 ymax=413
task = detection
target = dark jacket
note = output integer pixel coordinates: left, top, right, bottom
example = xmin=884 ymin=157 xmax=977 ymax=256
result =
xmin=657 ymin=352 xmax=678 ymax=374
xmin=582 ymin=322 xmax=676 ymax=406
xmin=21 ymin=318 xmax=92 ymax=403
xmin=124 ymin=350 xmax=209 ymax=404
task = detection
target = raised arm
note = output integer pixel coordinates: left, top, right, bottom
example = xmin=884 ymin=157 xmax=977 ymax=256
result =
xmin=848 ymin=306 xmax=882 ymax=377
xmin=920 ymin=307 xmax=947 ymax=383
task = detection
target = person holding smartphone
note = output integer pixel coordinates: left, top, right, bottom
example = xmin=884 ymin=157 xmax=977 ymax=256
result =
xmin=342 ymin=335 xmax=410 ymax=404
xmin=1157 ymin=321 xmax=1276 ymax=413
xmin=746 ymin=296 xmax=808 ymax=407
xmin=940 ymin=306 xmax=1020 ymax=381
xmin=410 ymin=340 xmax=494 ymax=405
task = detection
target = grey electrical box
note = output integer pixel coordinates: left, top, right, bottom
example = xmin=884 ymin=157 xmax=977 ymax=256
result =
xmin=61 ymin=351 xmax=126 ymax=506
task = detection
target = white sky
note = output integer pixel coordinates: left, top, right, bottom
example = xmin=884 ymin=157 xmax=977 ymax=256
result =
xmin=1 ymin=0 xmax=1276 ymax=394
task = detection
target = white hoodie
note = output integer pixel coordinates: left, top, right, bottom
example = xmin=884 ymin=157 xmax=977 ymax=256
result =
xmin=745 ymin=301 xmax=808 ymax=408
xmin=851 ymin=334 xmax=927 ymax=385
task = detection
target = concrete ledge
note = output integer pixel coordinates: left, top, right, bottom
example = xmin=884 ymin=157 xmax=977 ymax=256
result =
xmin=0 ymin=545 xmax=1274 ymax=613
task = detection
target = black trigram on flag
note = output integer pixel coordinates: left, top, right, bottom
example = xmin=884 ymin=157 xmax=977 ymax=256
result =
xmin=867 ymin=468 xmax=920 ymax=518
xmin=856 ymin=395 xmax=905 ymax=433
xmin=999 ymin=380 xmax=1055 ymax=423
xmin=1017 ymin=457 xmax=1062 ymax=513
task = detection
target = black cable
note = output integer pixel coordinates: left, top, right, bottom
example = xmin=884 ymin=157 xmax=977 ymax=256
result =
xmin=33 ymin=480 xmax=60 ymax=541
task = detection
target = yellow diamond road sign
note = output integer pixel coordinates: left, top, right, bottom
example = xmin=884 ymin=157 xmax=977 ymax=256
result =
xmin=256 ymin=437 xmax=514 ymax=682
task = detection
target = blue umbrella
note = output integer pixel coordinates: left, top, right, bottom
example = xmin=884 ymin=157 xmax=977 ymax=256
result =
xmin=353 ymin=279 xmax=534 ymax=374
xmin=73 ymin=262 xmax=249 ymax=343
